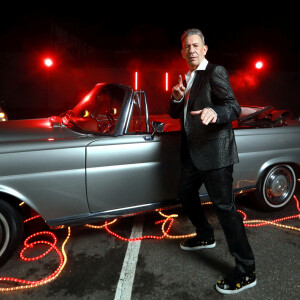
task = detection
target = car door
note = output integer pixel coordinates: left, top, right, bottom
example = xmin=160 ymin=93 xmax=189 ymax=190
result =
xmin=86 ymin=90 xmax=181 ymax=213
xmin=86 ymin=133 xmax=181 ymax=213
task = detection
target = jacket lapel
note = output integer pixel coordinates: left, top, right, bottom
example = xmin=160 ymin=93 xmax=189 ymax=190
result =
xmin=187 ymin=70 xmax=206 ymax=109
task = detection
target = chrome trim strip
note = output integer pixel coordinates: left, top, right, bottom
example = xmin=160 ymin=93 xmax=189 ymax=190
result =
xmin=199 ymin=185 xmax=256 ymax=199
xmin=46 ymin=199 xmax=181 ymax=227
xmin=46 ymin=185 xmax=256 ymax=227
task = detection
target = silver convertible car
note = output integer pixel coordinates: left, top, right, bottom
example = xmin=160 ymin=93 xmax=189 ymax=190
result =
xmin=0 ymin=83 xmax=299 ymax=266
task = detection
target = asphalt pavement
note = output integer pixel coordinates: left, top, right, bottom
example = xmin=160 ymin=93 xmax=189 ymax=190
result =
xmin=0 ymin=188 xmax=299 ymax=300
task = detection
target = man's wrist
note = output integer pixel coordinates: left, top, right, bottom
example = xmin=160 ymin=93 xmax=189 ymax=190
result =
xmin=210 ymin=108 xmax=217 ymax=117
xmin=172 ymin=95 xmax=184 ymax=102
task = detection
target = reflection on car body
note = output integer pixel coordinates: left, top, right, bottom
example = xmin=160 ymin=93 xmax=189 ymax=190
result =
xmin=0 ymin=82 xmax=299 ymax=266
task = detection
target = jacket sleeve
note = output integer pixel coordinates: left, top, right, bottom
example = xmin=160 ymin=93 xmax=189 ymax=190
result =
xmin=168 ymin=97 xmax=184 ymax=119
xmin=209 ymin=66 xmax=241 ymax=124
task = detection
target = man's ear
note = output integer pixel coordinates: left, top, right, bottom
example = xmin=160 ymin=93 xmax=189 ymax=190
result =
xmin=203 ymin=45 xmax=208 ymax=56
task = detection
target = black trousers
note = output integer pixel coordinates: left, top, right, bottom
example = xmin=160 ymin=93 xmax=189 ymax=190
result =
xmin=179 ymin=158 xmax=255 ymax=274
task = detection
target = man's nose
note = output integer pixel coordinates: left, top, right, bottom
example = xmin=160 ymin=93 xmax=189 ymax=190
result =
xmin=189 ymin=46 xmax=195 ymax=53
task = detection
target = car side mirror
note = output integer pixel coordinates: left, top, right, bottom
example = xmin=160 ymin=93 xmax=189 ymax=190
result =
xmin=144 ymin=121 xmax=165 ymax=141
xmin=152 ymin=121 xmax=164 ymax=133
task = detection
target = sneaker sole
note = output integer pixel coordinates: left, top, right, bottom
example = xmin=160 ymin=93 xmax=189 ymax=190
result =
xmin=180 ymin=242 xmax=216 ymax=251
xmin=215 ymin=279 xmax=257 ymax=294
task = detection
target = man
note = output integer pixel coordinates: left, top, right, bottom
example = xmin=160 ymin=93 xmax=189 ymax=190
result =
xmin=169 ymin=28 xmax=256 ymax=294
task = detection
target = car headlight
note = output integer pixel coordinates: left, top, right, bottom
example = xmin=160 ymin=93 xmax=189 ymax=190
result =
xmin=0 ymin=112 xmax=7 ymax=121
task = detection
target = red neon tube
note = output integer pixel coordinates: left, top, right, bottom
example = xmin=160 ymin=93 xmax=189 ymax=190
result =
xmin=135 ymin=72 xmax=138 ymax=90
xmin=165 ymin=72 xmax=169 ymax=91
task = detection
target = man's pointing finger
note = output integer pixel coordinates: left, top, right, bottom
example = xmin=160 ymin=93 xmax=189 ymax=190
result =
xmin=190 ymin=110 xmax=203 ymax=115
xmin=178 ymin=75 xmax=183 ymax=85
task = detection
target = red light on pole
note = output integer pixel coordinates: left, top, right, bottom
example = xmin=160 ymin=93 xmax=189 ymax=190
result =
xmin=255 ymin=61 xmax=263 ymax=69
xmin=44 ymin=58 xmax=53 ymax=68
xmin=135 ymin=71 xmax=138 ymax=90
xmin=165 ymin=72 xmax=169 ymax=91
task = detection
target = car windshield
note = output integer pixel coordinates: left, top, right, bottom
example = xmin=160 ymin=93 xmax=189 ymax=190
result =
xmin=68 ymin=84 xmax=126 ymax=134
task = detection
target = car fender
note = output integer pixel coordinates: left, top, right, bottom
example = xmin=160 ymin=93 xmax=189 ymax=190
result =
xmin=258 ymin=155 xmax=300 ymax=180
xmin=0 ymin=185 xmax=39 ymax=213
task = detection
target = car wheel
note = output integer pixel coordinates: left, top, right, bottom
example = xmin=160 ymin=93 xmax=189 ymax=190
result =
xmin=255 ymin=164 xmax=296 ymax=210
xmin=0 ymin=199 xmax=23 ymax=266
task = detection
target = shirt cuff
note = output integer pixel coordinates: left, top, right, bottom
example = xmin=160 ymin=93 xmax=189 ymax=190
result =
xmin=172 ymin=96 xmax=184 ymax=103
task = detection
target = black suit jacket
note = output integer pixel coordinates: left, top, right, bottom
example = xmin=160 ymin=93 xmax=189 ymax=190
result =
xmin=169 ymin=63 xmax=241 ymax=171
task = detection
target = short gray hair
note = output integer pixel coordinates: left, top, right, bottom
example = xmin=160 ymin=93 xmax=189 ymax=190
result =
xmin=181 ymin=28 xmax=205 ymax=45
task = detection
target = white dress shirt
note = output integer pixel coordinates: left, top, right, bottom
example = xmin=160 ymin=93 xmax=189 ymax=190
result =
xmin=183 ymin=59 xmax=209 ymax=124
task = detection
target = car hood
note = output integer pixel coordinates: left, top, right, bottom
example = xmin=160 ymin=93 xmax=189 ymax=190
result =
xmin=0 ymin=117 xmax=84 ymax=143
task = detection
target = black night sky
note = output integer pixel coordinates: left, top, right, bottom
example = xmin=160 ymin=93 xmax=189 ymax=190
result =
xmin=1 ymin=4 xmax=299 ymax=66
xmin=0 ymin=4 xmax=299 ymax=118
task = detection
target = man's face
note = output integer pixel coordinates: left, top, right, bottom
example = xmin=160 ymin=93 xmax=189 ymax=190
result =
xmin=181 ymin=34 xmax=208 ymax=71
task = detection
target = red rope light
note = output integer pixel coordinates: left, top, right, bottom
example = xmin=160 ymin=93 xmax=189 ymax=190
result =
xmin=20 ymin=231 xmax=58 ymax=262
xmin=0 ymin=225 xmax=70 ymax=292
xmin=0 ymin=196 xmax=299 ymax=292
xmin=240 ymin=195 xmax=300 ymax=228
xmin=104 ymin=217 xmax=174 ymax=241
xmin=156 ymin=197 xmax=300 ymax=239
xmin=23 ymin=214 xmax=41 ymax=223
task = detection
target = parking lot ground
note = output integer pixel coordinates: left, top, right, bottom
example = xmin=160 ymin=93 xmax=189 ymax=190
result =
xmin=0 ymin=190 xmax=299 ymax=300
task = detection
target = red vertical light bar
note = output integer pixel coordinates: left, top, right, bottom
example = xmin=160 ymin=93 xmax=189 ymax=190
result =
xmin=165 ymin=72 xmax=169 ymax=91
xmin=135 ymin=71 xmax=138 ymax=90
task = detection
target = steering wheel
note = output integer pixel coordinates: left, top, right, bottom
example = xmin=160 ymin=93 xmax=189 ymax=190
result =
xmin=101 ymin=111 xmax=116 ymax=133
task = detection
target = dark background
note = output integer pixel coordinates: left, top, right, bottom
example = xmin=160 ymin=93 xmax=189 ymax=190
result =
xmin=0 ymin=4 xmax=299 ymax=119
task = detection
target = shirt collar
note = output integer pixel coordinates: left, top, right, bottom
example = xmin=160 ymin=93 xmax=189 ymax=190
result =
xmin=197 ymin=58 xmax=208 ymax=71
xmin=185 ymin=58 xmax=208 ymax=81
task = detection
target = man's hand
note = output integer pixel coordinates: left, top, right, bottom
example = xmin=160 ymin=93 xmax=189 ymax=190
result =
xmin=190 ymin=108 xmax=217 ymax=125
xmin=172 ymin=75 xmax=185 ymax=101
